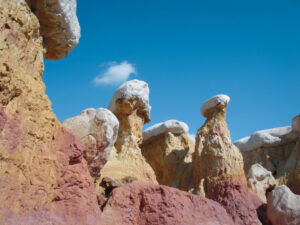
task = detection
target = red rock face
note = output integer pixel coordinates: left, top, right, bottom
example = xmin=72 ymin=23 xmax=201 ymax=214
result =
xmin=207 ymin=179 xmax=263 ymax=225
xmin=102 ymin=182 xmax=235 ymax=225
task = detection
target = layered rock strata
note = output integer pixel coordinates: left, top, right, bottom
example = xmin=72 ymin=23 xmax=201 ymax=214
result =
xmin=63 ymin=108 xmax=119 ymax=178
xmin=27 ymin=0 xmax=81 ymax=60
xmin=99 ymin=80 xmax=157 ymax=189
xmin=102 ymin=182 xmax=235 ymax=225
xmin=141 ymin=120 xmax=195 ymax=190
xmin=0 ymin=1 xmax=101 ymax=224
xmin=267 ymin=185 xmax=300 ymax=225
xmin=193 ymin=94 xmax=262 ymax=225
xmin=247 ymin=164 xmax=276 ymax=203
xmin=235 ymin=115 xmax=300 ymax=194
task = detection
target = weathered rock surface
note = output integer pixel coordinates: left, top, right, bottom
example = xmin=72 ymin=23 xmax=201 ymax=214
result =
xmin=98 ymin=80 xmax=157 ymax=194
xmin=27 ymin=0 xmax=81 ymax=60
xmin=0 ymin=1 xmax=101 ymax=224
xmin=267 ymin=185 xmax=300 ymax=225
xmin=193 ymin=94 xmax=262 ymax=225
xmin=247 ymin=164 xmax=276 ymax=203
xmin=292 ymin=114 xmax=300 ymax=133
xmin=102 ymin=182 xmax=235 ymax=225
xmin=63 ymin=108 xmax=119 ymax=178
xmin=235 ymin=117 xmax=300 ymax=195
xmin=141 ymin=120 xmax=194 ymax=190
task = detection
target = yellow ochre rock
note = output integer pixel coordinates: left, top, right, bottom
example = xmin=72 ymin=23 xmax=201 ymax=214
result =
xmin=141 ymin=120 xmax=195 ymax=191
xmin=0 ymin=1 xmax=101 ymax=224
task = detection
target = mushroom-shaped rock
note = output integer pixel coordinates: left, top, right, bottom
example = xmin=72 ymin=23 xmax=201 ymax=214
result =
xmin=108 ymin=79 xmax=151 ymax=123
xmin=143 ymin=120 xmax=189 ymax=141
xmin=98 ymin=80 xmax=157 ymax=200
xmin=247 ymin=164 xmax=276 ymax=203
xmin=292 ymin=114 xmax=300 ymax=133
xmin=27 ymin=0 xmax=81 ymax=60
xmin=63 ymin=108 xmax=119 ymax=178
xmin=200 ymin=94 xmax=230 ymax=118
xmin=141 ymin=120 xmax=194 ymax=190
xmin=267 ymin=185 xmax=300 ymax=225
xmin=193 ymin=94 xmax=262 ymax=225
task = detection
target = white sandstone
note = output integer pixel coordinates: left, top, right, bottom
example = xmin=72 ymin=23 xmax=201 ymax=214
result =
xmin=63 ymin=108 xmax=119 ymax=177
xmin=200 ymin=94 xmax=230 ymax=118
xmin=234 ymin=126 xmax=298 ymax=152
xmin=267 ymin=185 xmax=300 ymax=225
xmin=108 ymin=79 xmax=151 ymax=114
xmin=143 ymin=120 xmax=189 ymax=142
xmin=247 ymin=164 xmax=276 ymax=203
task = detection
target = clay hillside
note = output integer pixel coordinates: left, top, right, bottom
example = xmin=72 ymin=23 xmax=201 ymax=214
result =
xmin=0 ymin=0 xmax=299 ymax=225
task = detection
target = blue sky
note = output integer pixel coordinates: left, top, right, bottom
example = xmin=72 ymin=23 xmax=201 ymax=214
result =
xmin=43 ymin=0 xmax=300 ymax=141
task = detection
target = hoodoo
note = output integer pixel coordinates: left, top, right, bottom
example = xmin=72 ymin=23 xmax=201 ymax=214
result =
xmin=193 ymin=94 xmax=262 ymax=225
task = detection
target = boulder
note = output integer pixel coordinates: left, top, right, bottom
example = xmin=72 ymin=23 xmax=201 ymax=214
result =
xmin=101 ymin=182 xmax=235 ymax=225
xmin=193 ymin=94 xmax=262 ymax=225
xmin=143 ymin=120 xmax=189 ymax=141
xmin=141 ymin=120 xmax=194 ymax=191
xmin=27 ymin=0 xmax=81 ymax=60
xmin=0 ymin=1 xmax=101 ymax=224
xmin=267 ymin=185 xmax=300 ymax=225
xmin=247 ymin=164 xmax=276 ymax=203
xmin=200 ymin=94 xmax=230 ymax=118
xmin=63 ymin=108 xmax=119 ymax=178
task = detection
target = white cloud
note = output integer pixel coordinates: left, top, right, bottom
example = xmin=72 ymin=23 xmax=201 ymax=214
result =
xmin=93 ymin=61 xmax=137 ymax=86
xmin=188 ymin=133 xmax=196 ymax=142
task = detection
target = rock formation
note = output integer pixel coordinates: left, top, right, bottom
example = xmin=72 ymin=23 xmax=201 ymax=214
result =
xmin=27 ymin=0 xmax=81 ymax=60
xmin=247 ymin=164 xmax=276 ymax=203
xmin=63 ymin=108 xmax=119 ymax=178
xmin=0 ymin=0 xmax=101 ymax=224
xmin=267 ymin=185 xmax=300 ymax=225
xmin=235 ymin=115 xmax=300 ymax=194
xmin=101 ymin=182 xmax=235 ymax=225
xmin=193 ymin=94 xmax=262 ymax=225
xmin=141 ymin=120 xmax=195 ymax=190
xmin=98 ymin=80 xmax=157 ymax=188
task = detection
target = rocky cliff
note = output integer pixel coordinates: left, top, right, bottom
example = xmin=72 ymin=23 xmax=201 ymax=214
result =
xmin=0 ymin=0 xmax=101 ymax=224
xmin=235 ymin=114 xmax=300 ymax=194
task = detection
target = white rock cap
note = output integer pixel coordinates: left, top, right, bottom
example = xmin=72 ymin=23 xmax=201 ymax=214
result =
xmin=108 ymin=79 xmax=151 ymax=117
xmin=292 ymin=114 xmax=300 ymax=133
xmin=28 ymin=0 xmax=81 ymax=60
xmin=200 ymin=94 xmax=230 ymax=118
xmin=234 ymin=126 xmax=298 ymax=152
xmin=143 ymin=120 xmax=189 ymax=142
